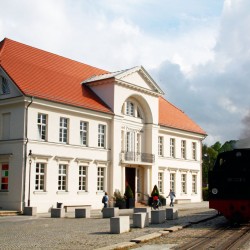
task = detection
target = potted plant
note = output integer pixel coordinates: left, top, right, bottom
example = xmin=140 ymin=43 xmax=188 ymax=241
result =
xmin=124 ymin=184 xmax=135 ymax=208
xmin=149 ymin=185 xmax=166 ymax=206
xmin=148 ymin=184 xmax=158 ymax=206
xmin=113 ymin=190 xmax=126 ymax=209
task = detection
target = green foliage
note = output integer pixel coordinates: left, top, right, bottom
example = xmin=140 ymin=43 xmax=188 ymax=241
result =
xmin=202 ymin=140 xmax=236 ymax=187
xmin=151 ymin=185 xmax=159 ymax=197
xmin=113 ymin=190 xmax=125 ymax=201
xmin=124 ymin=185 xmax=134 ymax=199
xmin=202 ymin=187 xmax=209 ymax=201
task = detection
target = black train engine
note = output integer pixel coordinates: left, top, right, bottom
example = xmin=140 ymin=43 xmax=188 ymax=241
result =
xmin=208 ymin=148 xmax=250 ymax=222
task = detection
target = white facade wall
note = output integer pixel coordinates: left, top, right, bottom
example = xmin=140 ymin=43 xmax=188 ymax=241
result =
xmin=0 ymin=68 xmax=205 ymax=213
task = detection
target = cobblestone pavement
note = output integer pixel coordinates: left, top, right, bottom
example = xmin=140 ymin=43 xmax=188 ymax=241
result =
xmin=0 ymin=202 xmax=217 ymax=249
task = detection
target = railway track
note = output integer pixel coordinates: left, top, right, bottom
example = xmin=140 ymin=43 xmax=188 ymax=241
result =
xmin=176 ymin=221 xmax=250 ymax=250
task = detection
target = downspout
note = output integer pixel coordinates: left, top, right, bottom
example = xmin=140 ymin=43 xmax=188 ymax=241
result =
xmin=22 ymin=97 xmax=34 ymax=210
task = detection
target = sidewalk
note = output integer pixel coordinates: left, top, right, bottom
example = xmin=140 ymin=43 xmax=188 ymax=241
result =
xmin=0 ymin=202 xmax=215 ymax=250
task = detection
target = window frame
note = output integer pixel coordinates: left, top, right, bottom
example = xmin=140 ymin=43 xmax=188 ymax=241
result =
xmin=192 ymin=142 xmax=197 ymax=160
xmin=97 ymin=167 xmax=105 ymax=191
xmin=79 ymin=165 xmax=87 ymax=191
xmin=170 ymin=173 xmax=175 ymax=192
xmin=158 ymin=172 xmax=163 ymax=193
xmin=98 ymin=124 xmax=106 ymax=148
xmin=80 ymin=121 xmax=88 ymax=146
xmin=0 ymin=76 xmax=10 ymax=95
xmin=181 ymin=140 xmax=186 ymax=159
xmin=126 ymin=101 xmax=135 ymax=116
xmin=192 ymin=174 xmax=197 ymax=194
xmin=181 ymin=173 xmax=187 ymax=194
xmin=37 ymin=113 xmax=47 ymax=141
xmin=59 ymin=117 xmax=68 ymax=143
xmin=170 ymin=138 xmax=175 ymax=158
xmin=158 ymin=136 xmax=163 ymax=156
xmin=35 ymin=163 xmax=46 ymax=191
xmin=58 ymin=164 xmax=67 ymax=191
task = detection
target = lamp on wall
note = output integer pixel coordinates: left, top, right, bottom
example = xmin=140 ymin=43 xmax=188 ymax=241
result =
xmin=28 ymin=150 xmax=32 ymax=207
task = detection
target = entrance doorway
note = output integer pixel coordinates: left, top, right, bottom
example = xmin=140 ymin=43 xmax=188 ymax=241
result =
xmin=125 ymin=167 xmax=136 ymax=197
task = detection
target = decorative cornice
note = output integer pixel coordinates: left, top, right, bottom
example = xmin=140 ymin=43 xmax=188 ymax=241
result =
xmin=55 ymin=156 xmax=74 ymax=163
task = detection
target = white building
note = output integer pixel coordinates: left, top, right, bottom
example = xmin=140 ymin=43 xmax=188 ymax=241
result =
xmin=0 ymin=38 xmax=206 ymax=212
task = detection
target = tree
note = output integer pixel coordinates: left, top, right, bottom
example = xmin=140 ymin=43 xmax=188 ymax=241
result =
xmin=202 ymin=140 xmax=236 ymax=187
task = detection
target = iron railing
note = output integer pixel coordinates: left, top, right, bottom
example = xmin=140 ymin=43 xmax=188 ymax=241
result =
xmin=120 ymin=151 xmax=155 ymax=163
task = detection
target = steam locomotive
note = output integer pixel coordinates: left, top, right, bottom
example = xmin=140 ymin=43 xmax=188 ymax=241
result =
xmin=208 ymin=142 xmax=250 ymax=223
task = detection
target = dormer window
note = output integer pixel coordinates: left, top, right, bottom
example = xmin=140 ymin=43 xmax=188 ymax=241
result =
xmin=0 ymin=76 xmax=10 ymax=95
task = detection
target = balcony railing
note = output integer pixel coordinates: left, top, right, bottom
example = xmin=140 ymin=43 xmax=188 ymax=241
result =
xmin=120 ymin=151 xmax=155 ymax=164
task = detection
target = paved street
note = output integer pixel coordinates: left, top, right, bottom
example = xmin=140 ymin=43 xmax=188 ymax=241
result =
xmin=0 ymin=202 xmax=216 ymax=249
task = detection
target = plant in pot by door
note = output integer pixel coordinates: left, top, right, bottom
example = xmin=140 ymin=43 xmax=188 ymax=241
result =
xmin=113 ymin=190 xmax=126 ymax=209
xmin=124 ymin=184 xmax=135 ymax=209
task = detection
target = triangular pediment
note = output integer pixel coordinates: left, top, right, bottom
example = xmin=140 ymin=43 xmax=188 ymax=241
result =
xmin=116 ymin=66 xmax=164 ymax=95
xmin=83 ymin=66 xmax=164 ymax=95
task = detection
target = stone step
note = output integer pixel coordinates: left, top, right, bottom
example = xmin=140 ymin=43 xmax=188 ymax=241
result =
xmin=0 ymin=211 xmax=20 ymax=216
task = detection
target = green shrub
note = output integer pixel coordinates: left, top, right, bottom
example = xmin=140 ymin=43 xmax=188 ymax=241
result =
xmin=124 ymin=185 xmax=134 ymax=199
xmin=202 ymin=187 xmax=209 ymax=201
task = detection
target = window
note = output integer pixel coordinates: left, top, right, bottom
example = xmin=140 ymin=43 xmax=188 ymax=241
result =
xmin=136 ymin=133 xmax=141 ymax=153
xmin=35 ymin=163 xmax=45 ymax=191
xmin=181 ymin=140 xmax=186 ymax=159
xmin=192 ymin=142 xmax=197 ymax=160
xmin=37 ymin=114 xmax=47 ymax=140
xmin=181 ymin=174 xmax=187 ymax=194
xmin=0 ymin=77 xmax=10 ymax=95
xmin=170 ymin=173 xmax=175 ymax=192
xmin=158 ymin=136 xmax=163 ymax=156
xmin=97 ymin=167 xmax=105 ymax=191
xmin=0 ymin=163 xmax=9 ymax=191
xmin=192 ymin=174 xmax=197 ymax=194
xmin=126 ymin=131 xmax=134 ymax=152
xmin=98 ymin=124 xmax=106 ymax=148
xmin=126 ymin=101 xmax=134 ymax=116
xmin=170 ymin=138 xmax=175 ymax=158
xmin=79 ymin=166 xmax=87 ymax=191
xmin=137 ymin=108 xmax=142 ymax=118
xmin=59 ymin=117 xmax=68 ymax=143
xmin=158 ymin=172 xmax=163 ymax=193
xmin=80 ymin=121 xmax=88 ymax=146
xmin=58 ymin=164 xmax=67 ymax=191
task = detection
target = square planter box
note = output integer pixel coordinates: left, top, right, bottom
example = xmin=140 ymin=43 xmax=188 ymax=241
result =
xmin=126 ymin=198 xmax=135 ymax=209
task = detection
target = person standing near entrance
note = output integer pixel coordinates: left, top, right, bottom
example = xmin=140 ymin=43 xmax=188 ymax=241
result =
xmin=102 ymin=192 xmax=109 ymax=208
xmin=167 ymin=189 xmax=175 ymax=207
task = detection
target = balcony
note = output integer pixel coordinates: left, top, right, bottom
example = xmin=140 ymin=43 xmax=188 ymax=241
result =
xmin=120 ymin=151 xmax=155 ymax=164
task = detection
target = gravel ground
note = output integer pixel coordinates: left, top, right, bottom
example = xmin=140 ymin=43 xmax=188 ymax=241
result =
xmin=0 ymin=202 xmax=217 ymax=249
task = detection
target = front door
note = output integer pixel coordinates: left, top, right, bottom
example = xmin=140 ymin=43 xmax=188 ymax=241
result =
xmin=125 ymin=167 xmax=136 ymax=197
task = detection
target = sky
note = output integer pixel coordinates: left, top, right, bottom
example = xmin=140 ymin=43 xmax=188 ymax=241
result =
xmin=1 ymin=0 xmax=250 ymax=146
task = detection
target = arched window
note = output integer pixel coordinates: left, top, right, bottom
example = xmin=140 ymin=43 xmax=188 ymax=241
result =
xmin=126 ymin=101 xmax=134 ymax=116
xmin=124 ymin=99 xmax=143 ymax=119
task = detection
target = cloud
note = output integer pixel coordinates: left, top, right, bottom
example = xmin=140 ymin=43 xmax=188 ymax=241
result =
xmin=150 ymin=0 xmax=250 ymax=145
xmin=2 ymin=0 xmax=250 ymax=145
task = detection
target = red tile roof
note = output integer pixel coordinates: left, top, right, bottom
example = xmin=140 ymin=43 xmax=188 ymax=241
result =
xmin=159 ymin=97 xmax=206 ymax=135
xmin=0 ymin=38 xmax=205 ymax=135
xmin=0 ymin=38 xmax=112 ymax=113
